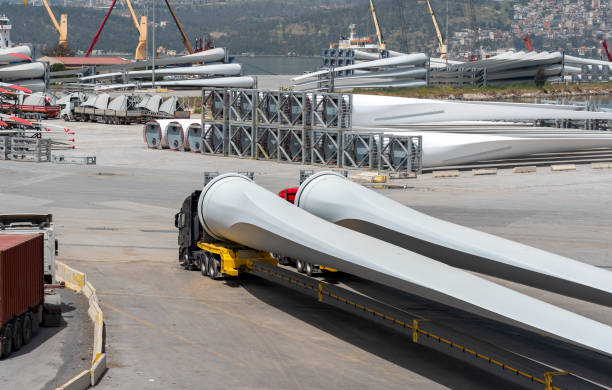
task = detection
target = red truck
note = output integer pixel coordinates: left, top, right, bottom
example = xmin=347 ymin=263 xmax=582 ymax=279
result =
xmin=0 ymin=234 xmax=44 ymax=359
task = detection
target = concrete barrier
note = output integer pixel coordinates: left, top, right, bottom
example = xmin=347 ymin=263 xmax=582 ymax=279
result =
xmin=90 ymin=354 xmax=106 ymax=386
xmin=55 ymin=261 xmax=107 ymax=390
xmin=513 ymin=166 xmax=536 ymax=174
xmin=592 ymin=162 xmax=612 ymax=169
xmin=433 ymin=170 xmax=460 ymax=178
xmin=55 ymin=262 xmax=86 ymax=291
xmin=472 ymin=168 xmax=497 ymax=176
xmin=551 ymin=164 xmax=576 ymax=172
xmin=56 ymin=370 xmax=90 ymax=390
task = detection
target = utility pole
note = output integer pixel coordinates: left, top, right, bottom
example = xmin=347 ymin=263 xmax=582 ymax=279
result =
xmin=152 ymin=0 xmax=156 ymax=88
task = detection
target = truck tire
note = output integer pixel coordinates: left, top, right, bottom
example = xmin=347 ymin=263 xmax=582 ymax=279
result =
xmin=12 ymin=318 xmax=23 ymax=351
xmin=1 ymin=324 xmax=13 ymax=358
xmin=201 ymin=254 xmax=209 ymax=277
xmin=22 ymin=313 xmax=32 ymax=345
xmin=208 ymin=256 xmax=220 ymax=279
xmin=182 ymin=252 xmax=191 ymax=270
xmin=296 ymin=259 xmax=305 ymax=273
xmin=305 ymin=262 xmax=313 ymax=276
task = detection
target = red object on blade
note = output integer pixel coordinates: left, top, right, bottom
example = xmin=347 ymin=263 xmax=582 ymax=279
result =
xmin=85 ymin=0 xmax=118 ymax=57
xmin=68 ymin=138 xmax=75 ymax=142
xmin=0 ymin=88 xmax=8 ymax=93
xmin=8 ymin=53 xmax=32 ymax=61
xmin=8 ymin=116 xmax=34 ymax=127
xmin=70 ymin=146 xmax=75 ymax=149
xmin=45 ymin=128 xmax=52 ymax=131
xmin=0 ymin=121 xmax=7 ymax=127
xmin=64 ymin=128 xmax=70 ymax=132
xmin=602 ymin=40 xmax=612 ymax=62
xmin=68 ymin=131 xmax=75 ymax=135
xmin=8 ymin=85 xmax=32 ymax=94
xmin=278 ymin=187 xmax=299 ymax=204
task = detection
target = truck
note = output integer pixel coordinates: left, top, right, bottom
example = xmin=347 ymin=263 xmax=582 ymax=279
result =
xmin=0 ymin=214 xmax=58 ymax=284
xmin=0 ymin=234 xmax=45 ymax=358
xmin=175 ymin=187 xmax=335 ymax=277
xmin=175 ymin=190 xmax=276 ymax=278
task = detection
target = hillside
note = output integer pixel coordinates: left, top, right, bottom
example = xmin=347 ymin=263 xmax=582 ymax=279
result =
xmin=3 ymin=0 xmax=514 ymax=56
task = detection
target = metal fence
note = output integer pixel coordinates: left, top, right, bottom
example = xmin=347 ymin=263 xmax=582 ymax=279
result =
xmin=200 ymin=88 xmax=422 ymax=174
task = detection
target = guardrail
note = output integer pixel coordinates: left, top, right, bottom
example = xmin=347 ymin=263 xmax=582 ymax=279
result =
xmin=55 ymin=261 xmax=107 ymax=389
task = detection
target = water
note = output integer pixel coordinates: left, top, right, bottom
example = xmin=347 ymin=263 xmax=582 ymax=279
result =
xmin=232 ymin=55 xmax=321 ymax=76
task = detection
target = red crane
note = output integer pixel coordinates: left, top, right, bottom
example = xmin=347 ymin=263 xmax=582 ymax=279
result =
xmin=602 ymin=40 xmax=612 ymax=62
xmin=85 ymin=0 xmax=118 ymax=57
xmin=523 ymin=36 xmax=534 ymax=52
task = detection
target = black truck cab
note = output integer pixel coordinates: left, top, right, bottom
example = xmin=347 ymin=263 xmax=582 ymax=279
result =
xmin=174 ymin=190 xmax=203 ymax=268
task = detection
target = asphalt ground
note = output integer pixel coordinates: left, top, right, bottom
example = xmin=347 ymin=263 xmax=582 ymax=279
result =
xmin=0 ymin=289 xmax=92 ymax=390
xmin=0 ymin=119 xmax=611 ymax=389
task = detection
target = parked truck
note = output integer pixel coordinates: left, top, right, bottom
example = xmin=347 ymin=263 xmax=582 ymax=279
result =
xmin=0 ymin=234 xmax=45 ymax=358
xmin=175 ymin=187 xmax=335 ymax=277
xmin=0 ymin=214 xmax=58 ymax=284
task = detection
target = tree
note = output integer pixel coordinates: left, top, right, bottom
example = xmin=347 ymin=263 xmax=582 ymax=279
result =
xmin=534 ymin=68 xmax=547 ymax=87
xmin=42 ymin=44 xmax=76 ymax=57
xmin=50 ymin=63 xmax=67 ymax=72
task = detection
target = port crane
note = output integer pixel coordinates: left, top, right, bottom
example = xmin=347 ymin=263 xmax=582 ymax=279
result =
xmin=522 ymin=36 xmax=534 ymax=52
xmin=602 ymin=40 xmax=612 ymax=62
xmin=163 ymin=0 xmax=194 ymax=54
xmin=85 ymin=0 xmax=147 ymax=60
xmin=40 ymin=0 xmax=67 ymax=47
xmin=425 ymin=0 xmax=447 ymax=59
xmin=368 ymin=0 xmax=386 ymax=53
xmin=124 ymin=0 xmax=147 ymax=60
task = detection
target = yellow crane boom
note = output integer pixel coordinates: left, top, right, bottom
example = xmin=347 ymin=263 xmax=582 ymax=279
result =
xmin=122 ymin=0 xmax=147 ymax=60
xmin=368 ymin=0 xmax=386 ymax=52
xmin=40 ymin=0 xmax=67 ymax=47
xmin=425 ymin=0 xmax=447 ymax=59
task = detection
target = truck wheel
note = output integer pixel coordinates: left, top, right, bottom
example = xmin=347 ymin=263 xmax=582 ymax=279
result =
xmin=22 ymin=313 xmax=32 ymax=345
xmin=305 ymin=262 xmax=313 ymax=277
xmin=201 ymin=254 xmax=209 ymax=277
xmin=1 ymin=324 xmax=13 ymax=358
xmin=182 ymin=252 xmax=191 ymax=270
xmin=208 ymin=256 xmax=219 ymax=279
xmin=296 ymin=259 xmax=305 ymax=273
xmin=12 ymin=318 xmax=23 ymax=351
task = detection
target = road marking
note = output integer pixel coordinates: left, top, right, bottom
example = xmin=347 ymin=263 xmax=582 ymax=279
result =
xmin=100 ymin=301 xmax=246 ymax=367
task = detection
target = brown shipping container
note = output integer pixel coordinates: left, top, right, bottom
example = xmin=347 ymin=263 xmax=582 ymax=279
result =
xmin=0 ymin=234 xmax=44 ymax=327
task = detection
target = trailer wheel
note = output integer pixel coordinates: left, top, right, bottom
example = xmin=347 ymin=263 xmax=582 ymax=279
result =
xmin=1 ymin=324 xmax=13 ymax=358
xmin=201 ymin=254 xmax=209 ymax=277
xmin=22 ymin=313 xmax=32 ymax=345
xmin=208 ymin=255 xmax=220 ymax=279
xmin=305 ymin=262 xmax=313 ymax=276
xmin=296 ymin=259 xmax=305 ymax=273
xmin=12 ymin=318 xmax=23 ymax=351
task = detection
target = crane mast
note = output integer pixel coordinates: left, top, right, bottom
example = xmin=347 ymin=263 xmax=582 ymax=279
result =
xmin=425 ymin=0 xmax=447 ymax=59
xmin=163 ymin=0 xmax=194 ymax=54
xmin=123 ymin=0 xmax=147 ymax=60
xmin=368 ymin=0 xmax=386 ymax=53
xmin=41 ymin=0 xmax=67 ymax=47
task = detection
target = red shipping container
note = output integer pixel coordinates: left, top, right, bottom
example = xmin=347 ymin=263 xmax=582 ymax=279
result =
xmin=0 ymin=234 xmax=44 ymax=327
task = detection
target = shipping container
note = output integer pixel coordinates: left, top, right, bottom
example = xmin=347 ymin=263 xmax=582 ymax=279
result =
xmin=0 ymin=234 xmax=44 ymax=358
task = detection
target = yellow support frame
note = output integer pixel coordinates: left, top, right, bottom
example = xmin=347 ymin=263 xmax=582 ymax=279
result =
xmin=197 ymin=242 xmax=276 ymax=277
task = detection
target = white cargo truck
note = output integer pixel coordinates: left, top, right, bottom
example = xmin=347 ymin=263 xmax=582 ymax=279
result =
xmin=0 ymin=214 xmax=58 ymax=283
